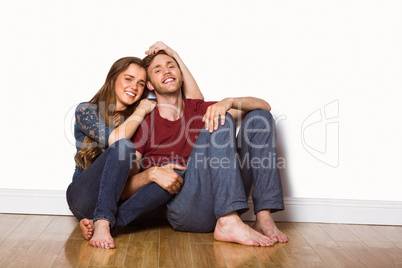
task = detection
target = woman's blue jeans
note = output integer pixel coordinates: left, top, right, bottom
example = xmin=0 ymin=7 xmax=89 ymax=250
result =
xmin=66 ymin=138 xmax=172 ymax=229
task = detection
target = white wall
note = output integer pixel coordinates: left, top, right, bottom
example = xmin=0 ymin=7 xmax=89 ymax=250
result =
xmin=0 ymin=0 xmax=401 ymax=205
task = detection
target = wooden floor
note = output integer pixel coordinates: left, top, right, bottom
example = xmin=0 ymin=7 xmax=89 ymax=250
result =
xmin=0 ymin=214 xmax=401 ymax=267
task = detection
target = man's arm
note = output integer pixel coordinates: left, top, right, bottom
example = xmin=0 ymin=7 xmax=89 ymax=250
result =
xmin=120 ymin=152 xmax=185 ymax=199
xmin=202 ymin=97 xmax=271 ymax=133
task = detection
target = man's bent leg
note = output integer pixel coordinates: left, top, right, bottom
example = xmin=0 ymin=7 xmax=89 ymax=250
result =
xmin=237 ymin=110 xmax=288 ymax=243
xmin=237 ymin=110 xmax=284 ymax=213
xmin=167 ymin=114 xmax=249 ymax=233
xmin=167 ymin=113 xmax=277 ymax=246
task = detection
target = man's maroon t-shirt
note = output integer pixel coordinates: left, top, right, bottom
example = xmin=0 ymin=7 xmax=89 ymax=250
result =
xmin=132 ymin=98 xmax=216 ymax=169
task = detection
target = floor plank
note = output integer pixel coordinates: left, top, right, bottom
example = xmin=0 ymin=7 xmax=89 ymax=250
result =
xmin=191 ymin=243 xmax=226 ymax=268
xmin=279 ymin=244 xmax=327 ymax=267
xmin=219 ymin=242 xmax=261 ymax=268
xmin=253 ymin=244 xmax=289 ymax=267
xmin=275 ymin=224 xmax=327 ymax=268
xmin=0 ymin=214 xmax=26 ymax=243
xmin=319 ymin=223 xmax=361 ymax=242
xmin=0 ymin=215 xmax=54 ymax=267
xmin=370 ymin=225 xmax=402 ymax=244
xmin=17 ymin=253 xmax=58 ymax=268
xmin=130 ymin=224 xmax=160 ymax=243
xmin=88 ymin=246 xmax=128 ymax=267
xmin=124 ymin=241 xmax=159 ymax=268
xmin=337 ymin=241 xmax=398 ymax=268
xmin=346 ymin=224 xmax=399 ymax=252
xmin=293 ymin=222 xmax=334 ymax=246
xmin=294 ymin=222 xmax=360 ymax=267
xmin=52 ymin=239 xmax=95 ymax=268
xmin=0 ymin=214 xmax=401 ymax=267
xmin=189 ymin=231 xmax=217 ymax=244
xmin=159 ymin=225 xmax=193 ymax=268
xmin=276 ymin=222 xmax=309 ymax=247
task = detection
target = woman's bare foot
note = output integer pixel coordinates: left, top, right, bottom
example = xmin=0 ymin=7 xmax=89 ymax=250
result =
xmin=214 ymin=212 xmax=276 ymax=247
xmin=89 ymin=219 xmax=116 ymax=249
xmin=80 ymin=218 xmax=94 ymax=240
xmin=253 ymin=210 xmax=289 ymax=243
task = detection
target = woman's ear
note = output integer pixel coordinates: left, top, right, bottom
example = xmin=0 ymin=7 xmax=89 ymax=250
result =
xmin=147 ymin=81 xmax=155 ymax=91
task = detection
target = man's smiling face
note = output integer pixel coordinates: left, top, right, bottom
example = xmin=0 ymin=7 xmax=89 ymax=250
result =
xmin=147 ymin=54 xmax=183 ymax=95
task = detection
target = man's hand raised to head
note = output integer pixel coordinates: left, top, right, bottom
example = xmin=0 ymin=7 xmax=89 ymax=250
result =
xmin=145 ymin=41 xmax=177 ymax=58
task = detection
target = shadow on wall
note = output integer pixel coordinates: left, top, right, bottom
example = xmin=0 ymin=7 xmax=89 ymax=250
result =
xmin=275 ymin=120 xmax=292 ymax=198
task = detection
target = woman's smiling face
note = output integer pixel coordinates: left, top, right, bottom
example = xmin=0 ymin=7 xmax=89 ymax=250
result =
xmin=114 ymin=64 xmax=147 ymax=111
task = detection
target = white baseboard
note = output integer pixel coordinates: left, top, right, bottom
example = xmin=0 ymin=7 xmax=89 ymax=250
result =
xmin=242 ymin=197 xmax=402 ymax=225
xmin=1 ymin=188 xmax=401 ymax=226
xmin=0 ymin=189 xmax=72 ymax=216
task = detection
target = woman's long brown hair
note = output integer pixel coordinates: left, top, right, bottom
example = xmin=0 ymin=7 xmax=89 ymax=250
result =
xmin=74 ymin=57 xmax=149 ymax=170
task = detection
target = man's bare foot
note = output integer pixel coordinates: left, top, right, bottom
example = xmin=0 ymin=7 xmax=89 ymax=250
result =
xmin=214 ymin=212 xmax=276 ymax=247
xmin=253 ymin=210 xmax=289 ymax=243
xmin=80 ymin=218 xmax=93 ymax=240
xmin=89 ymin=219 xmax=116 ymax=249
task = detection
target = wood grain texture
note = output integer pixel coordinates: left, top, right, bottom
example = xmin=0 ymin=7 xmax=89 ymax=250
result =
xmin=319 ymin=223 xmax=361 ymax=242
xmin=124 ymin=241 xmax=159 ymax=268
xmin=0 ymin=213 xmax=26 ymax=243
xmin=159 ymin=225 xmax=192 ymax=268
xmin=275 ymin=224 xmax=326 ymax=268
xmin=53 ymin=239 xmax=95 ymax=268
xmin=0 ymin=214 xmax=401 ymax=267
xmin=219 ymin=242 xmax=261 ymax=268
xmin=0 ymin=214 xmax=54 ymax=267
xmin=191 ymin=243 xmax=226 ymax=268
xmin=189 ymin=231 xmax=217 ymax=244
xmin=295 ymin=223 xmax=364 ymax=267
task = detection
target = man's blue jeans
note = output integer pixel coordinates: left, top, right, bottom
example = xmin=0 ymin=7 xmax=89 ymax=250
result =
xmin=66 ymin=138 xmax=172 ymax=229
xmin=166 ymin=110 xmax=284 ymax=232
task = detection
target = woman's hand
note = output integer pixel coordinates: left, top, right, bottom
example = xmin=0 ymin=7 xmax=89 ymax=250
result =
xmin=202 ymin=98 xmax=233 ymax=133
xmin=145 ymin=41 xmax=177 ymax=57
xmin=148 ymin=163 xmax=185 ymax=194
xmin=136 ymin=99 xmax=156 ymax=115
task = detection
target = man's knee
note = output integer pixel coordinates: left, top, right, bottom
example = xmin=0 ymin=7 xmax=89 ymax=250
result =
xmin=244 ymin=110 xmax=275 ymax=128
xmin=194 ymin=113 xmax=237 ymax=150
xmin=242 ymin=110 xmax=276 ymax=137
xmin=238 ymin=110 xmax=277 ymax=150
xmin=206 ymin=113 xmax=237 ymax=148
xmin=222 ymin=112 xmax=236 ymax=128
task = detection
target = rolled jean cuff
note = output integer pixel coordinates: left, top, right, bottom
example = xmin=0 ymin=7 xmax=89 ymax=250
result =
xmin=216 ymin=201 xmax=250 ymax=219
xmin=254 ymin=202 xmax=285 ymax=214
xmin=93 ymin=215 xmax=115 ymax=228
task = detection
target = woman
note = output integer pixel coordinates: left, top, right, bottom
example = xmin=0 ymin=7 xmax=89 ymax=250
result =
xmin=66 ymin=42 xmax=203 ymax=249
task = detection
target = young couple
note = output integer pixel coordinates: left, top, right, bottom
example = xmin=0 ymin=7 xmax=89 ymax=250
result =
xmin=66 ymin=41 xmax=288 ymax=249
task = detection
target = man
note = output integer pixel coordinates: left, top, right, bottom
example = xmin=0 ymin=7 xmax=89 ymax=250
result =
xmin=126 ymin=49 xmax=288 ymax=246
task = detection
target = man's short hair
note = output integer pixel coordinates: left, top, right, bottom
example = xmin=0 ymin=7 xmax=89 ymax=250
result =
xmin=143 ymin=50 xmax=181 ymax=75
